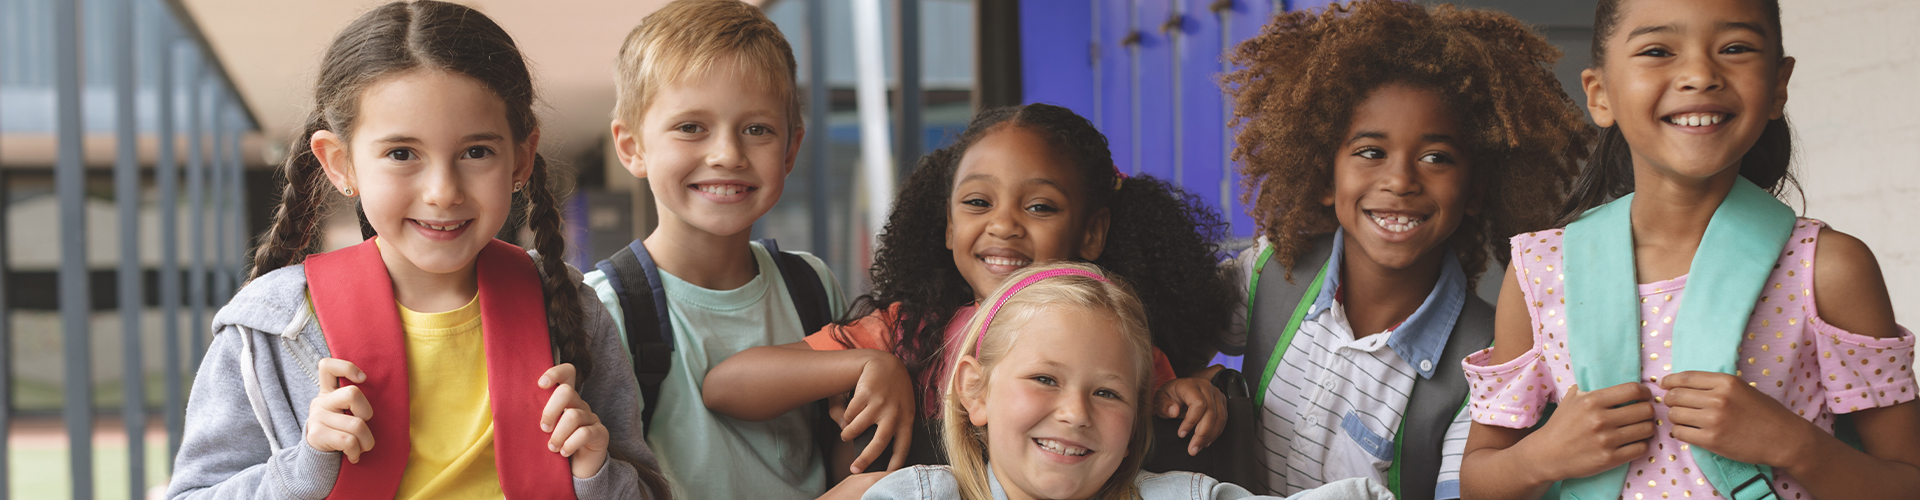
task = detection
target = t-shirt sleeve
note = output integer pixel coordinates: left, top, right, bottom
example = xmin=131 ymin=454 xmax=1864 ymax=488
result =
xmin=804 ymin=303 xmax=901 ymax=352
xmin=1151 ymin=348 xmax=1178 ymax=391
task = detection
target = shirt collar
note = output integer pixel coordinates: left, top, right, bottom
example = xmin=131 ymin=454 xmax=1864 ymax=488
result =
xmin=1309 ymin=228 xmax=1468 ymax=379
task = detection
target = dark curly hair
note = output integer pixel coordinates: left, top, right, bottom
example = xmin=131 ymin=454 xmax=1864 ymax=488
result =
xmin=1224 ymin=0 xmax=1591 ymax=283
xmin=838 ymin=103 xmax=1236 ymax=392
xmin=1560 ymin=0 xmax=1797 ymax=225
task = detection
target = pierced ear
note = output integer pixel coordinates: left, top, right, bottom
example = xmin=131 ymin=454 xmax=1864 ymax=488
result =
xmin=1078 ymin=207 xmax=1110 ymax=262
xmin=311 ymin=130 xmax=355 ymax=195
xmin=612 ymin=120 xmax=647 ymax=179
xmin=954 ymin=355 xmax=991 ymax=427
xmin=1581 ymin=68 xmax=1615 ymax=128
xmin=1771 ymin=56 xmax=1796 ymax=120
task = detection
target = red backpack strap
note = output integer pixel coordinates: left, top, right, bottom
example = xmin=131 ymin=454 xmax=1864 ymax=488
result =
xmin=304 ymin=238 xmax=411 ymax=499
xmin=474 ymin=239 xmax=576 ymax=498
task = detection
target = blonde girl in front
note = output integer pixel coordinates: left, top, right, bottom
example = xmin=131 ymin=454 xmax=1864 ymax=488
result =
xmin=855 ymin=263 xmax=1391 ymax=500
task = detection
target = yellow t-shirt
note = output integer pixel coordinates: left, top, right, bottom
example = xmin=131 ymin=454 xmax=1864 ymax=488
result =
xmin=394 ymin=294 xmax=504 ymax=499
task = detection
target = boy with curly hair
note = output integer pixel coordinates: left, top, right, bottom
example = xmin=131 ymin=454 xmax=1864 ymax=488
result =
xmin=1216 ymin=1 xmax=1590 ymax=499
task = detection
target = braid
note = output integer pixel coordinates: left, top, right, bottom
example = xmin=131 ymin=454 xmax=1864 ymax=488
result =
xmin=248 ymin=115 xmax=335 ymax=281
xmin=523 ymin=154 xmax=592 ymax=381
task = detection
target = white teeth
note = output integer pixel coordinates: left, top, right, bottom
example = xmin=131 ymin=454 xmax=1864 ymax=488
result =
xmin=699 ymin=185 xmax=746 ymax=197
xmin=983 ymin=256 xmax=1031 ymax=268
xmin=1368 ymin=212 xmax=1425 ymax=233
xmin=1035 ymin=439 xmax=1089 ymax=457
xmin=413 ymin=220 xmax=468 ymax=231
xmin=1667 ymin=113 xmax=1724 ymax=126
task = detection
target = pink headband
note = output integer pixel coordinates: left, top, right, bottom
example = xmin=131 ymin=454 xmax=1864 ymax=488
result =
xmin=971 ymin=268 xmax=1111 ymax=358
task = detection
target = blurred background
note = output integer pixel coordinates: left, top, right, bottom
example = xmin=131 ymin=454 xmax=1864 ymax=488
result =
xmin=0 ymin=0 xmax=1914 ymax=497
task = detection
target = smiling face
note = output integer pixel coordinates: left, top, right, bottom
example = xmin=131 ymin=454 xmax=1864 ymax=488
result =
xmin=315 ymin=70 xmax=531 ymax=278
xmin=946 ymin=125 xmax=1109 ymax=301
xmin=960 ymin=308 xmax=1141 ymax=500
xmin=1582 ymin=0 xmax=1792 ymax=182
xmin=615 ymin=55 xmax=802 ymax=240
xmin=1324 ymin=83 xmax=1475 ymax=272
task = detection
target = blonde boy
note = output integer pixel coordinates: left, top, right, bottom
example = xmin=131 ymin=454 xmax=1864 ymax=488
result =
xmin=583 ymin=1 xmax=845 ymax=498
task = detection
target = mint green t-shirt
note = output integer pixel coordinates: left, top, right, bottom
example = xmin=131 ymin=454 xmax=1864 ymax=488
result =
xmin=582 ymin=241 xmax=847 ymax=500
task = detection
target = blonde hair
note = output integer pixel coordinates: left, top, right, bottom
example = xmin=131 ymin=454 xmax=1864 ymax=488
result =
xmin=613 ymin=0 xmax=801 ymax=131
xmin=942 ymin=262 xmax=1156 ymax=500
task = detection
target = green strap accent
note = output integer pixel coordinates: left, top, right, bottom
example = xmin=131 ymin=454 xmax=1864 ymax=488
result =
xmin=1387 ymin=416 xmax=1406 ymax=497
xmin=1246 ymin=245 xmax=1275 ymax=328
xmin=1250 ymin=260 xmax=1327 ymax=409
xmin=1561 ymin=178 xmax=1795 ymax=500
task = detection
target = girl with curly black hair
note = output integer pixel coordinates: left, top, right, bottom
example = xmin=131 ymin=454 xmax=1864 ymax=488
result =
xmin=703 ymin=103 xmax=1239 ymax=478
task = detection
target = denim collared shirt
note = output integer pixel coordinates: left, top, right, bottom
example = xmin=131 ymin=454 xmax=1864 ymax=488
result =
xmin=1308 ymin=228 xmax=1468 ymax=379
xmin=859 ymin=465 xmax=1393 ymax=500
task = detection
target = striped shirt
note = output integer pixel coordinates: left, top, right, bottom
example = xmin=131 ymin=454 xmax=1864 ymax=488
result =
xmin=1227 ymin=233 xmax=1470 ymax=499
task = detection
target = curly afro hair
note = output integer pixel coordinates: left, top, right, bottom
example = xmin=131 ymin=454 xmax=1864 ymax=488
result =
xmin=839 ymin=103 xmax=1236 ymax=386
xmin=1223 ymin=0 xmax=1591 ymax=283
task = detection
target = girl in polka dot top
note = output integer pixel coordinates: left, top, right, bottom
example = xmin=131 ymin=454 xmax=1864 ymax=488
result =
xmin=1456 ymin=1 xmax=1920 ymax=499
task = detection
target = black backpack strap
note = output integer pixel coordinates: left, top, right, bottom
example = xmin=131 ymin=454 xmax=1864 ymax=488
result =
xmin=1244 ymin=233 xmax=1337 ymax=402
xmin=1396 ymin=294 xmax=1495 ymax=500
xmin=594 ymin=239 xmax=674 ymax=436
xmin=756 ymin=238 xmax=834 ymax=334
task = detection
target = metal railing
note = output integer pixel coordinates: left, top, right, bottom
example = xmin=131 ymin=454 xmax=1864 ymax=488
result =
xmin=1 ymin=0 xmax=257 ymax=497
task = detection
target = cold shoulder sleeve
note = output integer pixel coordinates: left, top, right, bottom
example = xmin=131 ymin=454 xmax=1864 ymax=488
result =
xmin=1810 ymin=318 xmax=1917 ymax=413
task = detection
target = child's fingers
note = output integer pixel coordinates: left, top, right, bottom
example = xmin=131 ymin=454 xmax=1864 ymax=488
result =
xmin=314 ymin=411 xmax=376 ymax=460
xmin=839 ymin=403 xmax=879 ymax=442
xmin=850 ymin=421 xmax=891 ymax=474
xmin=314 ymin=385 xmax=374 ymax=421
xmin=314 ymin=358 xmax=366 ymax=391
xmin=540 ymin=383 xmax=585 ymax=433
xmin=539 ymin=363 xmax=578 ymax=390
xmin=558 ymin=422 xmax=607 ymax=458
xmin=547 ymin=407 xmax=597 ymax=453
xmin=886 ymin=415 xmax=913 ymax=471
xmin=1187 ymin=405 xmax=1226 ymax=456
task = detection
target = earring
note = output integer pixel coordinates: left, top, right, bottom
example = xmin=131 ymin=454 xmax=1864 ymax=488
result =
xmin=343 ymin=186 xmax=355 ymax=197
xmin=513 ymin=181 xmax=524 ymax=193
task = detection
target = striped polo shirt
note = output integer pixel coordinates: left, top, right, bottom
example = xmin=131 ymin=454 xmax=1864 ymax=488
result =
xmin=1226 ymin=232 xmax=1470 ymax=499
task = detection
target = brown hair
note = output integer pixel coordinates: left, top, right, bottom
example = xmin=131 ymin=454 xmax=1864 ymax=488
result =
xmin=1224 ymin=0 xmax=1591 ymax=282
xmin=246 ymin=3 xmax=669 ymax=496
xmin=613 ymin=0 xmax=800 ymax=132
xmin=943 ymin=262 xmax=1155 ymax=500
xmin=1561 ymin=0 xmax=1797 ymax=225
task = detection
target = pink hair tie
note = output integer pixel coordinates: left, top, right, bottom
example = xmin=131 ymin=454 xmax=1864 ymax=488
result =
xmin=1111 ymin=164 xmax=1128 ymax=191
xmin=971 ymin=268 xmax=1111 ymax=358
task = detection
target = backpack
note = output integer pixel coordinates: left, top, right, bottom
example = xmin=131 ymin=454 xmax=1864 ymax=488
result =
xmin=1241 ymin=233 xmax=1493 ymax=500
xmin=592 ymin=239 xmax=835 ymax=433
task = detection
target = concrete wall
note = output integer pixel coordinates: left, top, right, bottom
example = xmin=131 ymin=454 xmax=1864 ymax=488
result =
xmin=1780 ymin=1 xmax=1920 ymax=326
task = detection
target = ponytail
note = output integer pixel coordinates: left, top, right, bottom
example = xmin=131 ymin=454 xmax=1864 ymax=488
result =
xmin=1092 ymin=174 xmax=1232 ymax=375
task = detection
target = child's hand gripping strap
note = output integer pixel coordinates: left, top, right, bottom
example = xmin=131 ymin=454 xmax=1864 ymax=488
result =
xmin=306 ymin=238 xmax=576 ymax=499
xmin=970 ymin=268 xmax=1112 ymax=359
xmin=1561 ymin=178 xmax=1795 ymax=500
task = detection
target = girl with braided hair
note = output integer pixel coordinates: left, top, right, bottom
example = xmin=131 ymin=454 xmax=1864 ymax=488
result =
xmin=169 ymin=2 xmax=668 ymax=498
xmin=704 ymin=103 xmax=1240 ymax=485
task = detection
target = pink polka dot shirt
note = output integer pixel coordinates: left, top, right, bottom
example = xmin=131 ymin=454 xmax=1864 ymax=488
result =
xmin=1462 ymin=219 xmax=1917 ymax=499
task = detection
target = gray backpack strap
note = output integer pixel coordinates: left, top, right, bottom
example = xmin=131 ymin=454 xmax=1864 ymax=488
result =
xmin=1244 ymin=233 xmax=1336 ymax=402
xmin=1395 ymin=295 xmax=1494 ymax=500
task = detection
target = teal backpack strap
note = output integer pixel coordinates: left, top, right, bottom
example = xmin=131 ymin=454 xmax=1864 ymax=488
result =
xmin=1562 ymin=178 xmax=1796 ymax=500
xmin=1245 ymin=234 xmax=1335 ymax=408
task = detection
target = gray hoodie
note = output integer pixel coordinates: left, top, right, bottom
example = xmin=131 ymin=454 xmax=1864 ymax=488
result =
xmin=166 ymin=259 xmax=659 ymax=499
